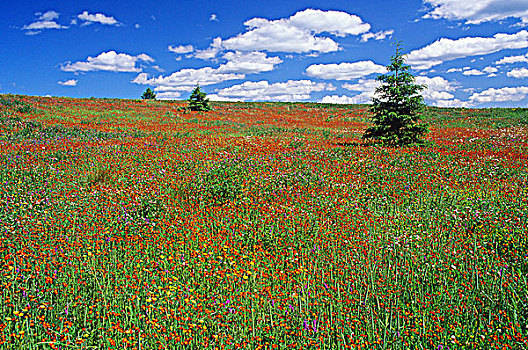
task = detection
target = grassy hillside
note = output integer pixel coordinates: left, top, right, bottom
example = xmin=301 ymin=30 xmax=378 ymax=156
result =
xmin=1 ymin=94 xmax=527 ymax=349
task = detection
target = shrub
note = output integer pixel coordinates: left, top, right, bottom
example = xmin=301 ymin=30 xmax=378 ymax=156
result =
xmin=0 ymin=95 xmax=35 ymax=114
xmin=198 ymin=162 xmax=244 ymax=206
xmin=86 ymin=167 xmax=113 ymax=186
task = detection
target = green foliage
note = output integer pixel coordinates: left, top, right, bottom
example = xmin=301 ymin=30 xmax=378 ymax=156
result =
xmin=0 ymin=116 xmax=119 ymax=142
xmin=141 ymin=88 xmax=156 ymax=100
xmin=188 ymin=85 xmax=211 ymax=112
xmin=86 ymin=167 xmax=113 ymax=186
xmin=198 ymin=162 xmax=244 ymax=206
xmin=363 ymin=42 xmax=428 ymax=146
xmin=0 ymin=95 xmax=35 ymax=114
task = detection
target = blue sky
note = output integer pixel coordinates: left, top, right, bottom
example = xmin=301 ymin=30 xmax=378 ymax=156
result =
xmin=2 ymin=0 xmax=528 ymax=107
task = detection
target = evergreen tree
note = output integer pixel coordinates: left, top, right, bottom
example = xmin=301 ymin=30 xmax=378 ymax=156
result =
xmin=141 ymin=88 xmax=156 ymax=100
xmin=188 ymin=85 xmax=211 ymax=111
xmin=363 ymin=42 xmax=428 ymax=146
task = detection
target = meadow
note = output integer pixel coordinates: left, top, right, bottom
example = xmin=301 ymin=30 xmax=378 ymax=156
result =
xmin=0 ymin=94 xmax=527 ymax=349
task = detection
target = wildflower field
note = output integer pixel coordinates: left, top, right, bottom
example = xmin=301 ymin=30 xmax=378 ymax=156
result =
xmin=1 ymin=94 xmax=527 ymax=349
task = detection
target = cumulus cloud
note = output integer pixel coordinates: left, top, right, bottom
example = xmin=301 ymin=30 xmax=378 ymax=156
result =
xmin=483 ymin=66 xmax=498 ymax=74
xmin=213 ymin=80 xmax=335 ymax=101
xmin=414 ymin=76 xmax=458 ymax=103
xmin=507 ymin=68 xmax=528 ymax=78
xmin=469 ymin=86 xmax=528 ymax=104
xmin=133 ymin=51 xmax=282 ymax=94
xmin=306 ymin=61 xmax=386 ymax=80
xmin=463 ymin=69 xmax=485 ymax=76
xmin=37 ymin=10 xmax=59 ymax=21
xmin=361 ymin=29 xmax=394 ymax=42
xmin=407 ymin=30 xmax=528 ymax=70
xmin=321 ymin=93 xmax=372 ymax=104
xmin=217 ymin=51 xmax=282 ymax=74
xmin=414 ymin=75 xmax=471 ymax=107
xmin=496 ymin=53 xmax=528 ymax=65
xmin=208 ymin=94 xmax=241 ymax=102
xmin=155 ymin=91 xmax=182 ymax=100
xmin=423 ymin=0 xmax=528 ymax=25
xmin=77 ymin=11 xmax=120 ymax=26
xmin=287 ymin=8 xmax=371 ymax=36
xmin=193 ymin=37 xmax=223 ymax=60
xmin=132 ymin=67 xmax=245 ymax=92
xmin=324 ymin=78 xmax=379 ymax=104
xmin=343 ymin=79 xmax=379 ymax=92
xmin=22 ymin=10 xmax=67 ymax=34
xmin=447 ymin=66 xmax=498 ymax=76
xmin=168 ymin=44 xmax=194 ymax=54
xmin=58 ymin=79 xmax=78 ymax=86
xmin=61 ymin=51 xmax=154 ymax=72
xmin=221 ymin=9 xmax=370 ymax=54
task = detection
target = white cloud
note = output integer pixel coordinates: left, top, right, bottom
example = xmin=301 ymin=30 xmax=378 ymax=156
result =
xmin=137 ymin=54 xmax=154 ymax=63
xmin=213 ymin=79 xmax=334 ymax=101
xmin=155 ymin=91 xmax=182 ymax=100
xmin=337 ymin=79 xmax=379 ymax=104
xmin=23 ymin=20 xmax=65 ymax=31
xmin=288 ymin=8 xmax=371 ymax=37
xmin=132 ymin=67 xmax=244 ymax=91
xmin=217 ymin=51 xmax=282 ymax=74
xmin=469 ymin=86 xmax=528 ymax=103
xmin=321 ymin=92 xmax=372 ymax=104
xmin=210 ymin=14 xmax=219 ymax=22
xmin=361 ymin=29 xmax=394 ymax=42
xmin=414 ymin=75 xmax=467 ymax=106
xmin=306 ymin=61 xmax=386 ymax=80
xmin=447 ymin=66 xmax=498 ymax=76
xmin=134 ymin=50 xmax=281 ymax=93
xmin=222 ymin=9 xmax=370 ymax=53
xmin=193 ymin=37 xmax=223 ymax=60
xmin=58 ymin=79 xmax=77 ymax=86
xmin=151 ymin=86 xmax=191 ymax=92
xmin=61 ymin=51 xmax=154 ymax=72
xmin=37 ymin=11 xmax=59 ymax=21
xmin=483 ymin=66 xmax=498 ymax=74
xmin=496 ymin=53 xmax=528 ymax=65
xmin=169 ymin=44 xmax=194 ymax=54
xmin=77 ymin=11 xmax=120 ymax=26
xmin=407 ymin=30 xmax=528 ymax=70
xmin=507 ymin=67 xmax=528 ymax=78
xmin=223 ymin=23 xmax=337 ymax=54
xmin=343 ymin=79 xmax=379 ymax=92
xmin=423 ymin=0 xmax=528 ymax=25
xmin=463 ymin=69 xmax=485 ymax=76
xmin=208 ymin=94 xmax=241 ymax=102
xmin=22 ymin=10 xmax=67 ymax=34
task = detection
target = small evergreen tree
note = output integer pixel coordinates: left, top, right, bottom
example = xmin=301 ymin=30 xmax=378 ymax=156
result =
xmin=141 ymin=88 xmax=156 ymax=100
xmin=188 ymin=85 xmax=211 ymax=111
xmin=363 ymin=42 xmax=428 ymax=146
